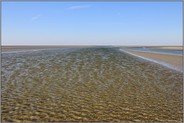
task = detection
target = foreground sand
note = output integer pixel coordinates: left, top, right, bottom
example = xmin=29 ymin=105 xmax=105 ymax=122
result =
xmin=124 ymin=50 xmax=183 ymax=72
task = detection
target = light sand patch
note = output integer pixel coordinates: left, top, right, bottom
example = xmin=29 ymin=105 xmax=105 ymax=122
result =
xmin=123 ymin=49 xmax=183 ymax=72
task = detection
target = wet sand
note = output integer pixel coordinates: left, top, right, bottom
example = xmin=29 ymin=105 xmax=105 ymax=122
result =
xmin=123 ymin=50 xmax=183 ymax=72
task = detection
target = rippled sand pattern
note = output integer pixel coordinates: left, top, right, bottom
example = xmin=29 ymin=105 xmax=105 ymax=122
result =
xmin=2 ymin=48 xmax=183 ymax=122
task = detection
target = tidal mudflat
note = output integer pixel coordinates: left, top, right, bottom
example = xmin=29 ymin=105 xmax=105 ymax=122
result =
xmin=1 ymin=47 xmax=183 ymax=122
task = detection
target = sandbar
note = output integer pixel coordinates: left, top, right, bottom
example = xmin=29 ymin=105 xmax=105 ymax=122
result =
xmin=123 ymin=49 xmax=183 ymax=72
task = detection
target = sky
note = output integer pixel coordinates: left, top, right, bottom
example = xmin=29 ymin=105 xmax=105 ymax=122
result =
xmin=2 ymin=2 xmax=182 ymax=46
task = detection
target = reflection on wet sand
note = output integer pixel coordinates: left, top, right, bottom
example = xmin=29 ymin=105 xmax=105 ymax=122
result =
xmin=2 ymin=48 xmax=183 ymax=122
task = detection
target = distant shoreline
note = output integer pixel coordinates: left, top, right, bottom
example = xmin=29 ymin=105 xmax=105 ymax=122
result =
xmin=1 ymin=46 xmax=96 ymax=52
xmin=121 ymin=46 xmax=183 ymax=50
xmin=1 ymin=45 xmax=183 ymax=52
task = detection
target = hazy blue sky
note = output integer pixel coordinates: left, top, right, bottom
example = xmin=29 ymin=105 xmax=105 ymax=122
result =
xmin=2 ymin=2 xmax=182 ymax=46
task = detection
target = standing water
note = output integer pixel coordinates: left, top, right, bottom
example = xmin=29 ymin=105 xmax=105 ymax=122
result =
xmin=1 ymin=47 xmax=183 ymax=122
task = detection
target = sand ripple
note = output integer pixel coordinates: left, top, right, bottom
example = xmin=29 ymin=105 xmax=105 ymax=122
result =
xmin=2 ymin=48 xmax=183 ymax=122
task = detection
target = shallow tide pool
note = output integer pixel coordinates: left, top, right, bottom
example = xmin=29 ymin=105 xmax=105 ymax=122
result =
xmin=1 ymin=48 xmax=183 ymax=122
